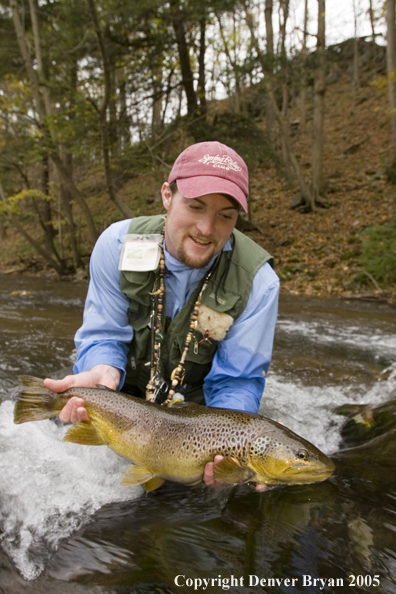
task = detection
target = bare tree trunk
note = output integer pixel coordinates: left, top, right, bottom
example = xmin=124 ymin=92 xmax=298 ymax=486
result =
xmin=387 ymin=0 xmax=396 ymax=163
xmin=61 ymin=62 xmax=83 ymax=269
xmin=352 ymin=0 xmax=360 ymax=107
xmin=49 ymin=150 xmax=98 ymax=243
xmin=87 ymin=0 xmax=133 ymax=219
xmin=40 ymin=155 xmax=55 ymax=242
xmin=27 ymin=0 xmax=52 ymax=116
xmin=264 ymin=0 xmax=275 ymax=132
xmin=300 ymin=0 xmax=309 ymax=133
xmin=108 ymin=48 xmax=118 ymax=153
xmin=368 ymin=0 xmax=376 ymax=43
xmin=0 ymin=179 xmax=64 ymax=273
xmin=171 ymin=4 xmax=198 ymax=117
xmin=10 ymin=0 xmax=98 ymax=246
xmin=217 ymin=13 xmax=243 ymax=112
xmin=268 ymin=89 xmax=315 ymax=211
xmin=233 ymin=11 xmax=246 ymax=113
xmin=279 ymin=0 xmax=291 ymax=179
xmin=32 ymin=195 xmax=63 ymax=266
xmin=35 ymin=155 xmax=61 ymax=264
xmin=312 ymin=0 xmax=326 ymax=205
xmin=152 ymin=68 xmax=163 ymax=139
xmin=197 ymin=17 xmax=207 ymax=116
xmin=57 ymin=150 xmax=83 ymax=269
xmin=243 ymin=3 xmax=314 ymax=210
xmin=119 ymin=79 xmax=130 ymax=149
xmin=0 ymin=217 xmax=7 ymax=240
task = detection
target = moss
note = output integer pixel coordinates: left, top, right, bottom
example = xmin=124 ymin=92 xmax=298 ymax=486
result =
xmin=360 ymin=214 xmax=396 ymax=287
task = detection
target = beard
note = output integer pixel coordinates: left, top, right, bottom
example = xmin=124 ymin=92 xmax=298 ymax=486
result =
xmin=175 ymin=238 xmax=218 ymax=269
xmin=164 ymin=197 xmax=229 ymax=268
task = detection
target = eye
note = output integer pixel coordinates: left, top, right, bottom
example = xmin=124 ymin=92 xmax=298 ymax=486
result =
xmin=297 ymin=449 xmax=308 ymax=460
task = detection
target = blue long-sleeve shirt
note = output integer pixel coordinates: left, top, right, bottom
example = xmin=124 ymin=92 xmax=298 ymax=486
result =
xmin=73 ymin=220 xmax=280 ymax=413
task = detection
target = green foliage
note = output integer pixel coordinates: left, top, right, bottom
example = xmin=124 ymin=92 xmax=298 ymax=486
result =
xmin=0 ymin=189 xmax=48 ymax=215
xmin=360 ymin=214 xmax=396 ymax=287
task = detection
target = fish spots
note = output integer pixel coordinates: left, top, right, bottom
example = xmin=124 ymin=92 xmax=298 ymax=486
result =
xmin=64 ymin=385 xmax=333 ymax=485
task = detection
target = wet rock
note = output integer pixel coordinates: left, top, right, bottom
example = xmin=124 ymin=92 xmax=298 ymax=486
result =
xmin=336 ymin=390 xmax=396 ymax=449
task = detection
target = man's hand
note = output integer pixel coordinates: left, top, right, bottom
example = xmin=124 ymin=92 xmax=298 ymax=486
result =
xmin=204 ymin=455 xmax=268 ymax=492
xmin=43 ymin=364 xmax=121 ymax=424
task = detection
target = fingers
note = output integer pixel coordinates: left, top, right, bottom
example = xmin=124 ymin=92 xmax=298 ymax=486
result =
xmin=58 ymin=397 xmax=89 ymax=423
xmin=44 ymin=366 xmax=121 ymax=425
xmin=44 ymin=365 xmax=121 ymax=394
xmin=44 ymin=375 xmax=91 ymax=424
xmin=203 ymin=455 xmax=225 ymax=487
xmin=203 ymin=461 xmax=215 ymax=485
xmin=89 ymin=364 xmax=121 ymax=390
xmin=43 ymin=375 xmax=78 ymax=393
xmin=255 ymin=483 xmax=269 ymax=492
xmin=204 ymin=455 xmax=269 ymax=492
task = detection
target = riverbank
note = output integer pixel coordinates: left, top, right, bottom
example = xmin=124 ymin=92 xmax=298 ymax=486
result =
xmin=1 ymin=74 xmax=395 ymax=303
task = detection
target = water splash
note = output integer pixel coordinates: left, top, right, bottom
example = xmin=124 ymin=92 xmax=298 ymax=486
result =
xmin=261 ymin=361 xmax=396 ymax=456
xmin=276 ymin=318 xmax=396 ymax=360
xmin=0 ymin=400 xmax=142 ymax=580
xmin=261 ymin=374 xmax=346 ymax=455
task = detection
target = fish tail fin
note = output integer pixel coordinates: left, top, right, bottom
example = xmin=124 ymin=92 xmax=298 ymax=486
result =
xmin=14 ymin=376 xmax=68 ymax=424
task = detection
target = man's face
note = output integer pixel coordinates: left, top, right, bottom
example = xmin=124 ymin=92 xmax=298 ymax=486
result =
xmin=161 ymin=183 xmax=240 ymax=269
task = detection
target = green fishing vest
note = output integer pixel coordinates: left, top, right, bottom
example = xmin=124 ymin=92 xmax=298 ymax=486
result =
xmin=120 ymin=215 xmax=273 ymax=403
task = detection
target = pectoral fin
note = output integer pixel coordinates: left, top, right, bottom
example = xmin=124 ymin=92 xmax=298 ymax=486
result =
xmin=213 ymin=457 xmax=255 ymax=484
xmin=121 ymin=465 xmax=154 ymax=486
xmin=64 ymin=421 xmax=105 ymax=446
xmin=143 ymin=477 xmax=165 ymax=492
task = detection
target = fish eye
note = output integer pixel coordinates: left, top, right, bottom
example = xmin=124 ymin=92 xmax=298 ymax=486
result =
xmin=297 ymin=449 xmax=308 ymax=460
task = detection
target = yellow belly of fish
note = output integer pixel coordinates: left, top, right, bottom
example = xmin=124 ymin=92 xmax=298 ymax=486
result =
xmin=82 ymin=414 xmax=208 ymax=484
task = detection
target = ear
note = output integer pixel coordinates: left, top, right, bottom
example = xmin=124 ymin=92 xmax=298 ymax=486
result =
xmin=161 ymin=182 xmax=172 ymax=211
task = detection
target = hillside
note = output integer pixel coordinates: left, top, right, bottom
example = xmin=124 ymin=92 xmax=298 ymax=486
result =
xmin=1 ymin=45 xmax=395 ymax=304
xmin=247 ymin=71 xmax=396 ymax=303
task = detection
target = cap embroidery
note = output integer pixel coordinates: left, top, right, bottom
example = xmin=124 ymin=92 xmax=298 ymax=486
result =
xmin=199 ymin=154 xmax=242 ymax=172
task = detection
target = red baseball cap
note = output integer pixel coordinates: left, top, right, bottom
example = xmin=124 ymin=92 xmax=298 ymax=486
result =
xmin=168 ymin=141 xmax=249 ymax=212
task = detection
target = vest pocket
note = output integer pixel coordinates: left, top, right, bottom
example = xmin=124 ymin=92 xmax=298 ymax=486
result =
xmin=184 ymin=330 xmax=218 ymax=364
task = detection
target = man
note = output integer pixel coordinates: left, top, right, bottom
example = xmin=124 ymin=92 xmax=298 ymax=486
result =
xmin=44 ymin=141 xmax=279 ymax=488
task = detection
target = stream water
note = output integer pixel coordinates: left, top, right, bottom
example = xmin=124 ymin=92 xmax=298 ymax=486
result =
xmin=0 ymin=274 xmax=396 ymax=594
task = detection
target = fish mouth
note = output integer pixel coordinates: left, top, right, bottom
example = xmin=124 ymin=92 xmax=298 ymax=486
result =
xmin=280 ymin=461 xmax=335 ymax=482
xmin=288 ymin=462 xmax=335 ymax=473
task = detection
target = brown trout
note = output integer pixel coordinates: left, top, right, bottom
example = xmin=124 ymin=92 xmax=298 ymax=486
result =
xmin=14 ymin=376 xmax=335 ymax=491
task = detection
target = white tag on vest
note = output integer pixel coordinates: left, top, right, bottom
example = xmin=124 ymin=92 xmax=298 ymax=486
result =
xmin=119 ymin=234 xmax=163 ymax=272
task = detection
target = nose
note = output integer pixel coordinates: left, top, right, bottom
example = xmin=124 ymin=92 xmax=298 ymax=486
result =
xmin=196 ymin=213 xmax=215 ymax=237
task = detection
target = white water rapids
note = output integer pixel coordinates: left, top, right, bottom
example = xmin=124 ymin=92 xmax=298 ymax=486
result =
xmin=0 ymin=283 xmax=395 ymax=582
xmin=0 ymin=403 xmax=142 ymax=580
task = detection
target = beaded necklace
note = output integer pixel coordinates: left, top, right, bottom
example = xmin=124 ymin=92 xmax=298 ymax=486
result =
xmin=145 ymin=225 xmax=213 ymax=405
